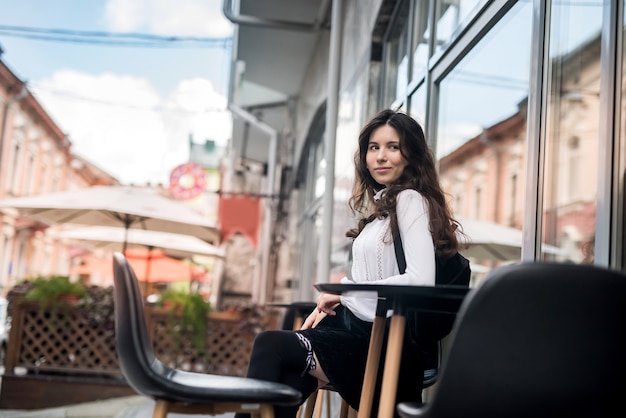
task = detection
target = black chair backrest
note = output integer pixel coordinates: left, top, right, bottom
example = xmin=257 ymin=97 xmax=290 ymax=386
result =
xmin=280 ymin=302 xmax=316 ymax=330
xmin=427 ymin=262 xmax=626 ymax=418
xmin=113 ymin=251 xmax=165 ymax=397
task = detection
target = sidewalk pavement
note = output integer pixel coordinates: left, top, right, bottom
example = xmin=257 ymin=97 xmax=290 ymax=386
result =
xmin=0 ymin=395 xmax=235 ymax=418
xmin=0 ymin=366 xmax=234 ymax=418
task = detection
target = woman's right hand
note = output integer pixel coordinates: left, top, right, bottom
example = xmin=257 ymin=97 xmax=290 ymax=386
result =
xmin=301 ymin=309 xmax=325 ymax=330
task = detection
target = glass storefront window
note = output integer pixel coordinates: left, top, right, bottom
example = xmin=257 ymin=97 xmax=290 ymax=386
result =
xmin=408 ymin=86 xmax=427 ymax=130
xmin=434 ymin=0 xmax=485 ymax=56
xmin=314 ymin=144 xmax=326 ymax=198
xmin=329 ymin=83 xmax=366 ymax=284
xmin=540 ymin=0 xmax=603 ymax=263
xmin=411 ymin=0 xmax=431 ymax=83
xmin=383 ymin=0 xmax=410 ymax=105
xmin=294 ymin=120 xmax=325 ymax=299
xmin=436 ymin=1 xmax=531 ymax=280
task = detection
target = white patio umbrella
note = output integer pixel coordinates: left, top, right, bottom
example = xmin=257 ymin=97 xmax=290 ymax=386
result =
xmin=57 ymin=226 xmax=225 ymax=259
xmin=458 ymin=218 xmax=563 ymax=261
xmin=0 ymin=185 xmax=219 ymax=249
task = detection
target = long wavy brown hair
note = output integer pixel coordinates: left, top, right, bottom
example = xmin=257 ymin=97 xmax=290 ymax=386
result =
xmin=346 ymin=109 xmax=462 ymax=257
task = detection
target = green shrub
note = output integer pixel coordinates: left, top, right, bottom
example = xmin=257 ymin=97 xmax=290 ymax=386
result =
xmin=157 ymin=289 xmax=211 ymax=351
xmin=24 ymin=275 xmax=86 ymax=308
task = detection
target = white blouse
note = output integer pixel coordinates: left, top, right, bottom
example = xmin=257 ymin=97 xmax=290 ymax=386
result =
xmin=339 ymin=189 xmax=436 ymax=322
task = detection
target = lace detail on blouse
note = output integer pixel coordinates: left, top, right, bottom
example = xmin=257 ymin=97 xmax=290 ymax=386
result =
xmin=376 ymin=225 xmax=385 ymax=280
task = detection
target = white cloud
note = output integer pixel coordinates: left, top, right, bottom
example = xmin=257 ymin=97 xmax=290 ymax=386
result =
xmin=103 ymin=0 xmax=147 ymax=32
xmin=105 ymin=0 xmax=233 ymax=37
xmin=165 ymin=77 xmax=231 ymax=144
xmin=32 ymin=71 xmax=232 ymax=186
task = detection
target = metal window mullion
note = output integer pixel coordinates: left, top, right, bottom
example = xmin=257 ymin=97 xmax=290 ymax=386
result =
xmin=405 ymin=0 xmax=416 ymax=107
xmin=424 ymin=0 xmax=437 ymax=147
xmin=522 ymin=0 xmax=550 ymax=261
xmin=597 ymin=0 xmax=624 ymax=269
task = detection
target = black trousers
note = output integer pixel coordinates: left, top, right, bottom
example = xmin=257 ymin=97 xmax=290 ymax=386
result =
xmin=234 ymin=330 xmax=318 ymax=418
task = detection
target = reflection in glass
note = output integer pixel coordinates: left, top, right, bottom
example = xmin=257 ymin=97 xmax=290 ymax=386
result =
xmin=331 ymin=82 xmax=366 ymax=283
xmin=541 ymin=0 xmax=602 ymax=264
xmin=408 ymin=86 xmax=427 ymax=130
xmin=435 ymin=1 xmax=531 ymax=282
xmin=383 ymin=0 xmax=410 ymax=105
xmin=314 ymin=141 xmax=325 ymax=198
xmin=434 ymin=0 xmax=485 ymax=56
xmin=411 ymin=0 xmax=431 ymax=83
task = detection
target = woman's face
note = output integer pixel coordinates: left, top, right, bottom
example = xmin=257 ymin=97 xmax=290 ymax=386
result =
xmin=366 ymin=124 xmax=408 ymax=187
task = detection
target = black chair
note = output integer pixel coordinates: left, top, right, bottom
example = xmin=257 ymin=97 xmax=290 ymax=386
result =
xmin=278 ymin=301 xmax=317 ymax=331
xmin=397 ymin=262 xmax=626 ymax=418
xmin=112 ymin=252 xmax=302 ymax=418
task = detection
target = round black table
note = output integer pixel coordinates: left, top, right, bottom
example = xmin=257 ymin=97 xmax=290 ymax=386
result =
xmin=315 ymin=283 xmax=469 ymax=314
xmin=313 ymin=283 xmax=471 ymax=418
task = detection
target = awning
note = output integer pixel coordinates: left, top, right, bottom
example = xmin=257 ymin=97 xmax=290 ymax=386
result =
xmin=223 ymin=0 xmax=331 ymax=166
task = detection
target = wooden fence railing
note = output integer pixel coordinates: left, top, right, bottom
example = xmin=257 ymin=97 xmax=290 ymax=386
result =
xmin=0 ymin=300 xmax=278 ymax=409
xmin=4 ymin=301 xmax=265 ymax=377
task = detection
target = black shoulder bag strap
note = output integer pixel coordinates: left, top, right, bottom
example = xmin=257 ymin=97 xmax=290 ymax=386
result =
xmin=394 ymin=233 xmax=407 ymax=274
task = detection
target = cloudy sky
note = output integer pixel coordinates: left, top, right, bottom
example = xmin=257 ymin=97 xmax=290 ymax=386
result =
xmin=0 ymin=0 xmax=233 ymax=185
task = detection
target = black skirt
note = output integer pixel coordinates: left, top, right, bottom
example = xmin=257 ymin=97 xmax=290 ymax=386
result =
xmin=297 ymin=304 xmax=425 ymax=412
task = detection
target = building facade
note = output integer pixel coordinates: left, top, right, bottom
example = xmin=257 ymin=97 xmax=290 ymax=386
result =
xmin=0 ymin=57 xmax=119 ymax=293
xmin=223 ymin=0 xmax=624 ymax=304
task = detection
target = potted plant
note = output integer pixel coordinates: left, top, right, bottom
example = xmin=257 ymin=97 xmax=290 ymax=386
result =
xmin=24 ymin=275 xmax=86 ymax=309
xmin=157 ymin=289 xmax=211 ymax=351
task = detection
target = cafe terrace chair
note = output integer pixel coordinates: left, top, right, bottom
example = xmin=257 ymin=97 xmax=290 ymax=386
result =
xmin=396 ymin=262 xmax=626 ymax=418
xmin=112 ymin=252 xmax=302 ymax=418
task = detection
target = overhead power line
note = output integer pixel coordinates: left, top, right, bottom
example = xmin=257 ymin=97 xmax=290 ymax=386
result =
xmin=0 ymin=25 xmax=232 ymax=48
xmin=30 ymin=82 xmax=229 ymax=114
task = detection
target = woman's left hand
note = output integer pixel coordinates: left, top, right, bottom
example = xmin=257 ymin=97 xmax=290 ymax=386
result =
xmin=316 ymin=293 xmax=341 ymax=316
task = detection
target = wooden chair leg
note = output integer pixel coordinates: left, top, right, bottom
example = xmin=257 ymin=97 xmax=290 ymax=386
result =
xmin=152 ymin=399 xmax=169 ymax=418
xmin=357 ymin=313 xmax=386 ymax=418
xmin=258 ymin=403 xmax=276 ymax=418
xmin=325 ymin=390 xmax=331 ymax=418
xmin=339 ymin=398 xmax=349 ymax=418
xmin=314 ymin=389 xmax=324 ymax=418
xmin=302 ymin=390 xmax=318 ymax=418
xmin=378 ymin=314 xmax=406 ymax=418
xmin=347 ymin=406 xmax=357 ymax=418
